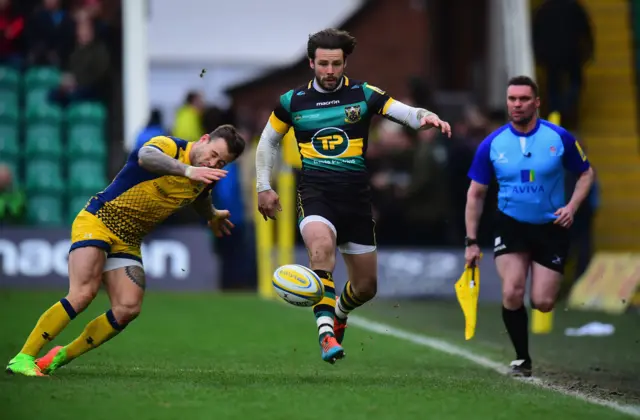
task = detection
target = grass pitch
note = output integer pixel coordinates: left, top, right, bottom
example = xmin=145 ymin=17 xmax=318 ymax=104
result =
xmin=0 ymin=290 xmax=638 ymax=419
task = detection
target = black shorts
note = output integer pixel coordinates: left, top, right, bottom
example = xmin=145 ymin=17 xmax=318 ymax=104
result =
xmin=296 ymin=183 xmax=376 ymax=254
xmin=493 ymin=211 xmax=570 ymax=274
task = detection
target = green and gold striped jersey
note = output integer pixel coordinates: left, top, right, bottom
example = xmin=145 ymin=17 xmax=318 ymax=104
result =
xmin=268 ymin=76 xmax=394 ymax=185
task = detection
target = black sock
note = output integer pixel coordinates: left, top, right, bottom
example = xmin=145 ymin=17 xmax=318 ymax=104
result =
xmin=502 ymin=305 xmax=531 ymax=362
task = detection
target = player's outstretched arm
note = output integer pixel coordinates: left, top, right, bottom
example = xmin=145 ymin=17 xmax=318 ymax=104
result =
xmin=192 ymin=192 xmax=234 ymax=237
xmin=138 ymin=146 xmax=189 ymax=175
xmin=363 ymin=83 xmax=450 ymax=135
xmin=191 ymin=192 xmax=215 ymax=220
xmin=381 ymin=100 xmax=452 ymax=137
xmin=138 ymin=146 xmax=226 ymax=183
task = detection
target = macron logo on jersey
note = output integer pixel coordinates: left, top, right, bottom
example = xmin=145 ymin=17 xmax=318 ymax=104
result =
xmin=316 ymin=100 xmax=341 ymax=106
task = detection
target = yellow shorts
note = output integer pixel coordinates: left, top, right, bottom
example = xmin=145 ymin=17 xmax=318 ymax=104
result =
xmin=70 ymin=210 xmax=143 ymax=271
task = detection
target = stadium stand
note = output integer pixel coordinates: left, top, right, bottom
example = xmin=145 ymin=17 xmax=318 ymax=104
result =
xmin=0 ymin=0 xmax=118 ymax=227
xmin=0 ymin=63 xmax=109 ymax=226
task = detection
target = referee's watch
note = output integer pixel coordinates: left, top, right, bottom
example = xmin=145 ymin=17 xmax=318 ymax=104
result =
xmin=464 ymin=237 xmax=478 ymax=247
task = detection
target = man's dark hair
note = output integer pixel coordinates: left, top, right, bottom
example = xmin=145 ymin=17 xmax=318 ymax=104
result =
xmin=148 ymin=108 xmax=163 ymax=126
xmin=185 ymin=91 xmax=201 ymax=104
xmin=307 ymin=28 xmax=357 ymax=60
xmin=209 ymin=124 xmax=245 ymax=158
xmin=507 ymin=75 xmax=539 ymax=96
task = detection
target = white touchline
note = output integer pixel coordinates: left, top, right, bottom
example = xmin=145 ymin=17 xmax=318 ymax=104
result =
xmin=349 ymin=316 xmax=640 ymax=419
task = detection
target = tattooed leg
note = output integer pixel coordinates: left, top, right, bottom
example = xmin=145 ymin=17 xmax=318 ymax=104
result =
xmin=41 ymin=263 xmax=147 ymax=371
xmin=125 ymin=266 xmax=147 ymax=290
xmin=103 ymin=264 xmax=146 ymax=326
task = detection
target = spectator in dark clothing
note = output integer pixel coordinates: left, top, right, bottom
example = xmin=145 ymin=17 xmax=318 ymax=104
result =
xmin=11 ymin=0 xmax=39 ymax=17
xmin=447 ymin=121 xmax=476 ymax=241
xmin=72 ymin=0 xmax=109 ymax=41
xmin=408 ymin=77 xmax=439 ymax=115
xmin=403 ymin=127 xmax=452 ymax=246
xmin=25 ymin=0 xmax=76 ymax=67
xmin=0 ymin=0 xmax=25 ymax=68
xmin=49 ymin=18 xmax=109 ymax=105
xmin=533 ymin=0 xmax=594 ymax=130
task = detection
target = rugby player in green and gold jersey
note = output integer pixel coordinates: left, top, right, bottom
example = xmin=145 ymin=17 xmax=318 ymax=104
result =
xmin=256 ymin=28 xmax=451 ymax=364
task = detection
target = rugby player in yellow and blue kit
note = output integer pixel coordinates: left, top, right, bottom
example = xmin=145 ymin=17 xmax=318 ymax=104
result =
xmin=6 ymin=125 xmax=245 ymax=377
xmin=256 ymin=28 xmax=452 ymax=363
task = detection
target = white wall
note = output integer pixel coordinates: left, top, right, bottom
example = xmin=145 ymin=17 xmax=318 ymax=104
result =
xmin=147 ymin=0 xmax=364 ymax=65
xmin=145 ymin=0 xmax=364 ymax=131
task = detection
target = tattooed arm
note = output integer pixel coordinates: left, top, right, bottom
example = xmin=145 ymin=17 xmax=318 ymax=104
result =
xmin=138 ymin=146 xmax=190 ymax=176
xmin=191 ymin=191 xmax=216 ymax=220
xmin=192 ymin=189 xmax=235 ymax=237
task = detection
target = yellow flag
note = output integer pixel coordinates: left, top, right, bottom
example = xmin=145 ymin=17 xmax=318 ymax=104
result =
xmin=455 ymin=263 xmax=480 ymax=340
xmin=531 ymin=309 xmax=553 ymax=334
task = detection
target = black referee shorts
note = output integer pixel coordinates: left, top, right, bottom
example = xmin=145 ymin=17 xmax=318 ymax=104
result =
xmin=493 ymin=211 xmax=570 ymax=274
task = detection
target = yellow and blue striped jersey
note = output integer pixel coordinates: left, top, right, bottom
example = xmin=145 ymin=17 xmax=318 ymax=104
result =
xmin=85 ymin=136 xmax=211 ymax=245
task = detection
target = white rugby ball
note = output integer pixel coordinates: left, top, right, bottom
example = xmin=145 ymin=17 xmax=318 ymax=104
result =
xmin=272 ymin=264 xmax=324 ymax=307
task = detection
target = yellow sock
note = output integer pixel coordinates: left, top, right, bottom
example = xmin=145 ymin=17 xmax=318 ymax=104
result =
xmin=335 ymin=280 xmax=367 ymax=320
xmin=64 ymin=310 xmax=124 ymax=361
xmin=20 ymin=299 xmax=77 ymax=357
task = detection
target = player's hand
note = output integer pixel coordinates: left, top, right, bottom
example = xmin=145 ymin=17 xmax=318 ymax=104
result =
xmin=554 ymin=204 xmax=576 ymax=229
xmin=465 ymin=244 xmax=482 ymax=268
xmin=208 ymin=209 xmax=234 ymax=238
xmin=185 ymin=166 xmax=227 ymax=184
xmin=257 ymin=189 xmax=282 ymax=221
xmin=420 ymin=114 xmax=452 ymax=138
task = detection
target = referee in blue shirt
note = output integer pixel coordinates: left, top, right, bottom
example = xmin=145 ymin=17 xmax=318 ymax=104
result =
xmin=464 ymin=76 xmax=595 ymax=377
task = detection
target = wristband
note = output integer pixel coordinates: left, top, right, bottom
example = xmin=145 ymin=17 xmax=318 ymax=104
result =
xmin=464 ymin=237 xmax=478 ymax=247
xmin=185 ymin=166 xmax=193 ymax=178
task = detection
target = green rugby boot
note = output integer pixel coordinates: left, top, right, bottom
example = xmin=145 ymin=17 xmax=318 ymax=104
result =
xmin=6 ymin=353 xmax=46 ymax=377
xmin=36 ymin=346 xmax=69 ymax=374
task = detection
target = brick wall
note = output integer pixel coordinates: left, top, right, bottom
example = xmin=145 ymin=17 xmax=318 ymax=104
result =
xmin=229 ymin=0 xmax=430 ymax=111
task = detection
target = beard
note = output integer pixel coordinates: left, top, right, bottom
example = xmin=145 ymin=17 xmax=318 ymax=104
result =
xmin=316 ymin=75 xmax=340 ymax=91
xmin=510 ymin=112 xmax=535 ymax=126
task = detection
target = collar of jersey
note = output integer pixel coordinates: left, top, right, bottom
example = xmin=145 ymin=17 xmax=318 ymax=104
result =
xmin=184 ymin=141 xmax=194 ymax=165
xmin=508 ymin=118 xmax=541 ymax=137
xmin=310 ymin=76 xmax=349 ymax=93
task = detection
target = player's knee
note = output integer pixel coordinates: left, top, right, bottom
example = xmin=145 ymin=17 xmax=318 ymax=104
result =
xmin=352 ymin=276 xmax=377 ymax=301
xmin=502 ymin=281 xmax=526 ymax=309
xmin=532 ymin=297 xmax=555 ymax=313
xmin=308 ymin=237 xmax=336 ymax=268
xmin=65 ymin=284 xmax=100 ymax=313
xmin=111 ymin=302 xmax=142 ymax=325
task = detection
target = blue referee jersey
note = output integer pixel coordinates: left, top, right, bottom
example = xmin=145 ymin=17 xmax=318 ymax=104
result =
xmin=468 ymin=119 xmax=590 ymax=224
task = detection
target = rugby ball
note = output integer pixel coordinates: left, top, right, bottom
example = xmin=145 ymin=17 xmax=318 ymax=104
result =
xmin=272 ymin=264 xmax=324 ymax=307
